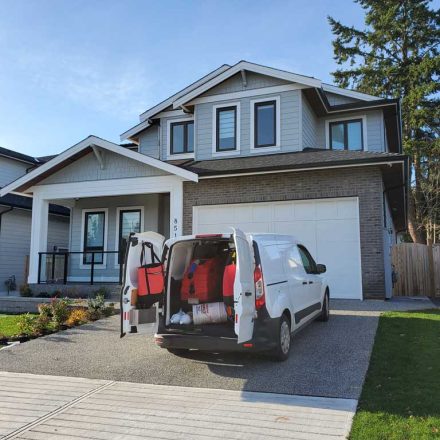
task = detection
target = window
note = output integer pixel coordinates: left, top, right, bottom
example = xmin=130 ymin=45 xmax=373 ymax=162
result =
xmin=216 ymin=106 xmax=237 ymax=151
xmin=329 ymin=119 xmax=363 ymax=150
xmin=83 ymin=211 xmax=106 ymax=264
xmin=254 ymin=100 xmax=276 ymax=147
xmin=118 ymin=209 xmax=141 ymax=264
xmin=170 ymin=121 xmax=194 ymax=155
xmin=297 ymin=245 xmax=318 ymax=274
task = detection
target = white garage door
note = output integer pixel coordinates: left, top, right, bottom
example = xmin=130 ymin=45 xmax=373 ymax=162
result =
xmin=193 ymin=197 xmax=362 ymax=299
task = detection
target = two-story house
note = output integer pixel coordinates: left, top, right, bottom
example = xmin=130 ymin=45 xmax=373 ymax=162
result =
xmin=0 ymin=61 xmax=408 ymax=300
xmin=0 ymin=147 xmax=69 ymax=291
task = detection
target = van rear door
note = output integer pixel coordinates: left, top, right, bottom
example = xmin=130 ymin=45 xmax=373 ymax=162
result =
xmin=120 ymin=231 xmax=165 ymax=337
xmin=232 ymin=228 xmax=256 ymax=343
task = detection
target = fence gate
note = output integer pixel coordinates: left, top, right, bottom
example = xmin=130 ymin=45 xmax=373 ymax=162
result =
xmin=392 ymin=243 xmax=440 ymax=297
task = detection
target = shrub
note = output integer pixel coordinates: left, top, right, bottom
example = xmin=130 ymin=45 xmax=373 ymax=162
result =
xmin=37 ymin=292 xmax=51 ymax=298
xmin=38 ymin=303 xmax=52 ymax=318
xmin=87 ymin=293 xmax=105 ymax=313
xmin=102 ymin=302 xmax=116 ymax=317
xmin=66 ymin=308 xmax=88 ymax=327
xmin=17 ymin=313 xmax=37 ymax=335
xmin=92 ymin=287 xmax=110 ymax=299
xmin=33 ymin=315 xmax=51 ymax=334
xmin=19 ymin=284 xmax=33 ymax=297
xmin=51 ymin=297 xmax=72 ymax=328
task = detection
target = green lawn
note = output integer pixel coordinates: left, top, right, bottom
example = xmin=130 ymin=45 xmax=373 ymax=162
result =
xmin=350 ymin=309 xmax=440 ymax=439
xmin=0 ymin=314 xmax=36 ymax=337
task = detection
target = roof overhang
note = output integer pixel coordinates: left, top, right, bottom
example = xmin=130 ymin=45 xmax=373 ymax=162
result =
xmin=0 ymin=135 xmax=198 ymax=197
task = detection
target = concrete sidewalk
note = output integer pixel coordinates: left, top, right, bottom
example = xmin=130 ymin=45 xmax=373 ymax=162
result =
xmin=0 ymin=371 xmax=356 ymax=440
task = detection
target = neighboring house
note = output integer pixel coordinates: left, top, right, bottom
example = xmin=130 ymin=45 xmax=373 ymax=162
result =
xmin=0 ymin=147 xmax=70 ymax=291
xmin=0 ymin=61 xmax=408 ymax=300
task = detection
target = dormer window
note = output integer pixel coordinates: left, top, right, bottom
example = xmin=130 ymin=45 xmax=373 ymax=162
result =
xmin=250 ymin=96 xmax=280 ymax=151
xmin=212 ymin=102 xmax=240 ymax=155
xmin=170 ymin=120 xmax=194 ymax=155
xmin=329 ymin=119 xmax=363 ymax=151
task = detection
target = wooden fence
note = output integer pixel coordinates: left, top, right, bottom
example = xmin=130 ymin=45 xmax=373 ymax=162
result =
xmin=392 ymin=243 xmax=440 ymax=297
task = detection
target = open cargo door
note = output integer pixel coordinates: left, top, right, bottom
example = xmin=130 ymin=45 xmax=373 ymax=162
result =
xmin=120 ymin=231 xmax=165 ymax=337
xmin=232 ymin=228 xmax=256 ymax=343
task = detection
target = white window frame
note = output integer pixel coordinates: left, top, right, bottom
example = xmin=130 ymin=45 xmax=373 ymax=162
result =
xmin=80 ymin=208 xmax=109 ymax=270
xmin=212 ymin=102 xmax=241 ymax=157
xmin=166 ymin=116 xmax=195 ymax=160
xmin=250 ymin=96 xmax=281 ymax=152
xmin=114 ymin=206 xmax=145 ymax=268
xmin=325 ymin=114 xmax=368 ymax=151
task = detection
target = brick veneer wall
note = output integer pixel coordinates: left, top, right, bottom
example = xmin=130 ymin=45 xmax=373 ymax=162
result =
xmin=183 ymin=166 xmax=385 ymax=298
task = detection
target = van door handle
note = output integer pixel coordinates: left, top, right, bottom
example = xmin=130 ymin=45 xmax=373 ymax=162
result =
xmin=308 ymin=281 xmax=314 ymax=284
xmin=302 ymin=281 xmax=307 ymax=285
xmin=244 ymin=291 xmax=252 ymax=297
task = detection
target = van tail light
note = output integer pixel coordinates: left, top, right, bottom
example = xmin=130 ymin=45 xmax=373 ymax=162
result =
xmin=254 ymin=265 xmax=265 ymax=309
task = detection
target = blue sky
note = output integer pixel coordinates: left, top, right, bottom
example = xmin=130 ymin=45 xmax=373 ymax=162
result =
xmin=0 ymin=0 xmax=367 ymax=157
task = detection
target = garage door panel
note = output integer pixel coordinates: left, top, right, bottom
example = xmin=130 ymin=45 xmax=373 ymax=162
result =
xmin=193 ymin=197 xmax=362 ymax=299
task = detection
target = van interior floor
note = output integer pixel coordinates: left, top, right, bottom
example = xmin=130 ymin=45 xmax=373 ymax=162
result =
xmin=166 ymin=321 xmax=236 ymax=338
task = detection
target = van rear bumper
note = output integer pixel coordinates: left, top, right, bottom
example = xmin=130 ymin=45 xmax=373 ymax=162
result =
xmin=154 ymin=316 xmax=279 ymax=353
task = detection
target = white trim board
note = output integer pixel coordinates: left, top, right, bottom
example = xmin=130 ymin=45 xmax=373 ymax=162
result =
xmin=172 ymin=61 xmax=322 ymax=109
xmin=322 ymin=83 xmax=379 ymax=102
xmin=0 ymin=136 xmax=198 ymax=197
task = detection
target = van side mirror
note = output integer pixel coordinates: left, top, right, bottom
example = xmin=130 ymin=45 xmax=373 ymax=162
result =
xmin=316 ymin=264 xmax=326 ymax=274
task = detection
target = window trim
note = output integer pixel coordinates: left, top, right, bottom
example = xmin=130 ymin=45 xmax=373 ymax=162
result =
xmin=212 ymin=102 xmax=241 ymax=156
xmin=80 ymin=208 xmax=108 ymax=269
xmin=250 ymin=96 xmax=281 ymax=152
xmin=114 ymin=206 xmax=144 ymax=268
xmin=166 ymin=117 xmax=195 ymax=159
xmin=325 ymin=115 xmax=367 ymax=151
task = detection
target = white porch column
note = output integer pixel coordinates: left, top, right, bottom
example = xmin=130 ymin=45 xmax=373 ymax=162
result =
xmin=28 ymin=194 xmax=49 ymax=283
xmin=169 ymin=180 xmax=183 ymax=238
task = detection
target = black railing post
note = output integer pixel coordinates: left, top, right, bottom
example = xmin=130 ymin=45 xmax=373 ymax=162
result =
xmin=51 ymin=253 xmax=56 ymax=283
xmin=91 ymin=252 xmax=95 ymax=285
xmin=37 ymin=253 xmax=42 ymax=284
xmin=63 ymin=253 xmax=68 ymax=285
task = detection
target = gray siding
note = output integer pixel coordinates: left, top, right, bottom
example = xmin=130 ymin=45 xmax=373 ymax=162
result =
xmin=40 ymin=150 xmax=167 ymax=185
xmin=138 ymin=125 xmax=160 ymax=159
xmin=302 ymin=93 xmax=318 ymax=148
xmin=202 ymin=72 xmax=290 ymax=97
xmin=0 ymin=209 xmax=69 ymax=288
xmin=195 ymin=89 xmax=301 ymax=160
xmin=68 ymin=194 xmax=160 ymax=281
xmin=325 ymin=92 xmax=360 ymax=106
xmin=0 ymin=156 xmax=28 ymax=187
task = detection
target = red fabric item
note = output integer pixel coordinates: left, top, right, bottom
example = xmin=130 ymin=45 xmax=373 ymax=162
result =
xmin=138 ymin=263 xmax=164 ymax=296
xmin=181 ymin=258 xmax=222 ymax=302
xmin=222 ymin=264 xmax=236 ymax=298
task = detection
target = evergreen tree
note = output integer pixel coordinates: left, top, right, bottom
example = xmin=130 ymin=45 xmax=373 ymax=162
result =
xmin=328 ymin=0 xmax=439 ymax=244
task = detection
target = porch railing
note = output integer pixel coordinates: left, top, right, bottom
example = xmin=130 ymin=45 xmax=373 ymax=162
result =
xmin=37 ymin=251 xmax=123 ymax=285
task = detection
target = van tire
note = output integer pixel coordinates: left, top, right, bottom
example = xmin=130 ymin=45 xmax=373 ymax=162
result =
xmin=318 ymin=291 xmax=329 ymax=322
xmin=271 ymin=314 xmax=291 ymax=362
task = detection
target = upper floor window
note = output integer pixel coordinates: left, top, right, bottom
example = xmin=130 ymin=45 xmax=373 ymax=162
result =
xmin=170 ymin=120 xmax=194 ymax=155
xmin=329 ymin=119 xmax=363 ymax=151
xmin=216 ymin=106 xmax=237 ymax=151
xmin=254 ymin=100 xmax=276 ymax=148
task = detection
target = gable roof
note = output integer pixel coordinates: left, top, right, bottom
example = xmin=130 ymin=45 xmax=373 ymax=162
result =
xmin=0 ymin=135 xmax=198 ymax=197
xmin=0 ymin=146 xmax=39 ymax=165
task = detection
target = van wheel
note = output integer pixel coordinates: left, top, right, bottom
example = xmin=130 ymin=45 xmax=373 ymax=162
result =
xmin=318 ymin=291 xmax=329 ymax=322
xmin=272 ymin=314 xmax=291 ymax=362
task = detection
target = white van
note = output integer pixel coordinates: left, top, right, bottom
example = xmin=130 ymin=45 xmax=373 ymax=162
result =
xmin=120 ymin=228 xmax=330 ymax=361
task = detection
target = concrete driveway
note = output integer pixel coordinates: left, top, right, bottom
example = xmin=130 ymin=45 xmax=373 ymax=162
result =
xmin=0 ymin=298 xmax=434 ymax=400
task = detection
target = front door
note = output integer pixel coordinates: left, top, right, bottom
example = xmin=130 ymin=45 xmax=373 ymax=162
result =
xmin=118 ymin=208 xmax=142 ymax=265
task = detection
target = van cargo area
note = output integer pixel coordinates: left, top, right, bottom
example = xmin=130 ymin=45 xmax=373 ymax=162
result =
xmin=161 ymin=237 xmax=237 ymax=339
